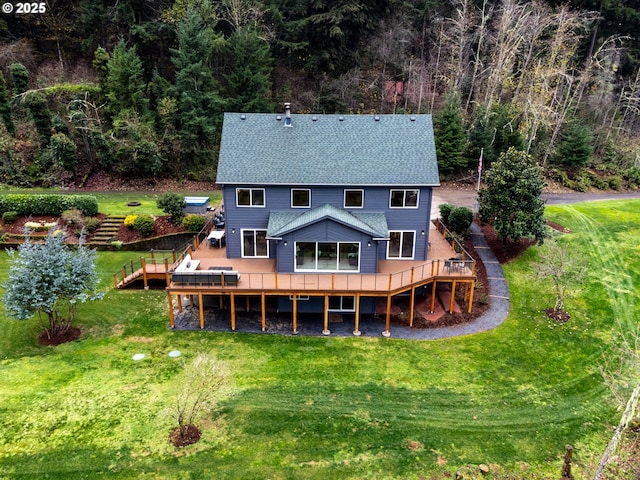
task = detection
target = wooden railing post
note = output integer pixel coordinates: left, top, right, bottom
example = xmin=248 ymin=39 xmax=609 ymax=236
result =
xmin=172 ymin=249 xmax=177 ymax=262
xmin=141 ymin=257 xmax=148 ymax=289
xmin=150 ymin=249 xmax=155 ymax=264
xmin=164 ymin=258 xmax=170 ymax=287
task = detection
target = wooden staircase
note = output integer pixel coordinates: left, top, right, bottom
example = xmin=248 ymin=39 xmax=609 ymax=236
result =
xmin=90 ymin=215 xmax=126 ymax=246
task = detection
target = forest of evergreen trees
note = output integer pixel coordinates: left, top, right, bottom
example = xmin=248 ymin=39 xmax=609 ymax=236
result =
xmin=1 ymin=0 xmax=640 ymax=189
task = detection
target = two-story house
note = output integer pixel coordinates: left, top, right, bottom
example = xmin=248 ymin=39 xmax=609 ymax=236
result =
xmin=215 ymin=106 xmax=439 ymax=318
xmin=162 ymin=105 xmax=476 ymax=336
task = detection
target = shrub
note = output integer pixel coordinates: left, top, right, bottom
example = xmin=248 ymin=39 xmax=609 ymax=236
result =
xmin=607 ymin=175 xmax=623 ymax=191
xmin=157 ymin=193 xmax=186 ymax=223
xmin=61 ymin=209 xmax=84 ymax=226
xmin=124 ymin=214 xmax=138 ymax=228
xmin=438 ymin=203 xmax=455 ymax=223
xmin=132 ymin=214 xmax=154 ymax=237
xmin=0 ymin=194 xmax=98 ymax=216
xmin=84 ymin=217 xmax=101 ymax=232
xmin=3 ymin=211 xmax=18 ymax=223
xmin=182 ymin=214 xmax=206 ymax=232
xmin=448 ymin=206 xmax=474 ymax=233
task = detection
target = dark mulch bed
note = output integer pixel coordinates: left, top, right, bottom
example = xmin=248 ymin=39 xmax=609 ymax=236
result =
xmin=169 ymin=425 xmax=201 ymax=447
xmin=37 ymin=326 xmax=81 ymax=346
xmin=117 ymin=216 xmax=185 ymax=243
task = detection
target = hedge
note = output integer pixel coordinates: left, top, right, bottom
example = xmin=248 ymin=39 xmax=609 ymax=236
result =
xmin=0 ymin=194 xmax=99 ymax=216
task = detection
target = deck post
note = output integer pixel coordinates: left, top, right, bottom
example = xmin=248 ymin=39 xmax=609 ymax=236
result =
xmin=261 ymin=294 xmax=266 ymax=331
xmin=353 ymin=294 xmax=361 ymax=336
xmin=409 ymin=286 xmax=416 ymax=327
xmin=449 ymin=281 xmax=456 ymax=313
xmin=230 ymin=293 xmax=236 ymax=330
xmin=198 ymin=292 xmax=204 ymax=329
xmin=382 ymin=295 xmax=391 ymax=337
xmin=177 ymin=294 xmax=182 ymax=311
xmin=467 ymin=280 xmax=475 ymax=313
xmin=322 ymin=295 xmax=330 ymax=335
xmin=245 ymin=296 xmax=250 ymax=312
xmin=141 ymin=257 xmax=148 ymax=290
xmin=164 ymin=258 xmax=170 ymax=287
xmin=430 ymin=281 xmax=437 ymax=313
xmin=168 ymin=293 xmax=175 ymax=328
xmin=172 ymin=249 xmax=177 ymax=262
xmin=410 ymin=267 xmax=415 ymax=283
xmin=150 ymin=249 xmax=155 ymax=263
xmin=388 ymin=274 xmax=393 ymax=291
xmin=113 ymin=274 xmax=118 ymax=289
xmin=292 ymin=294 xmax=298 ymax=334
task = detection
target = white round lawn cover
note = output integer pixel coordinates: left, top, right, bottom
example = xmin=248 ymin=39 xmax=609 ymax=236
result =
xmin=168 ymin=350 xmax=182 ymax=358
xmin=132 ymin=353 xmax=145 ymax=361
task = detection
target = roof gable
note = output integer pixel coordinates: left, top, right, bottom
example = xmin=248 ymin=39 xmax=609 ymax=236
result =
xmin=267 ymin=204 xmax=388 ymax=238
xmin=217 ymin=113 xmax=439 ymax=186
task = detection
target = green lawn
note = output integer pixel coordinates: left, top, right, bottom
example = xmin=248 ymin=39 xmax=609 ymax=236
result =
xmin=0 ymin=199 xmax=638 ymax=479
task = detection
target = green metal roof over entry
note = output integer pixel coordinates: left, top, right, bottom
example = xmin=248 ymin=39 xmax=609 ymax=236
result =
xmin=267 ymin=204 xmax=389 ymax=238
xmin=217 ymin=113 xmax=440 ymax=186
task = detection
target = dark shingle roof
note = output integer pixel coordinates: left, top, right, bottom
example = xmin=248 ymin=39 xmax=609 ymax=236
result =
xmin=217 ymin=113 xmax=439 ymax=186
xmin=267 ymin=205 xmax=389 ymax=238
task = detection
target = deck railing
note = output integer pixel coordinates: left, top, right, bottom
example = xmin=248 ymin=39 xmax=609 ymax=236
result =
xmin=168 ymin=257 xmax=475 ymax=294
xmin=433 ymin=219 xmax=473 ymax=260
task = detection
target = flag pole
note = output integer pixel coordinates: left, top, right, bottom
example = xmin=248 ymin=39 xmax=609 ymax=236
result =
xmin=476 ymin=147 xmax=483 ymax=192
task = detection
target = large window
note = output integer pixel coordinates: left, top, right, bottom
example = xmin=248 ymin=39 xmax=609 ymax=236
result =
xmin=236 ymin=188 xmax=265 ymax=207
xmin=328 ymin=296 xmax=356 ymax=312
xmin=389 ymin=189 xmax=419 ymax=208
xmin=291 ymin=189 xmax=311 ymax=208
xmin=295 ymin=242 xmax=359 ymax=271
xmin=344 ymin=189 xmax=364 ymax=208
xmin=242 ymin=229 xmax=268 ymax=257
xmin=388 ymin=231 xmax=415 ymax=259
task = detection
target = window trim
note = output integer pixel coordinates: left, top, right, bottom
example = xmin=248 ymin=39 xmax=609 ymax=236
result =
xmin=236 ymin=188 xmax=265 ymax=207
xmin=389 ymin=189 xmax=419 ymax=208
xmin=387 ymin=230 xmax=416 ymax=259
xmin=291 ymin=188 xmax=311 ymax=208
xmin=241 ymin=228 xmax=269 ymax=258
xmin=294 ymin=241 xmax=360 ymax=272
xmin=343 ymin=189 xmax=364 ymax=208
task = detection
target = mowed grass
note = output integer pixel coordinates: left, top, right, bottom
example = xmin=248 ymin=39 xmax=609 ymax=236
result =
xmin=0 ymin=199 xmax=638 ymax=479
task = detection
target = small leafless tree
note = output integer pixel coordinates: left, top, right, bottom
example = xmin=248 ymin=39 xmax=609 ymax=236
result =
xmin=168 ymin=353 xmax=231 ymax=442
xmin=534 ymin=238 xmax=587 ymax=314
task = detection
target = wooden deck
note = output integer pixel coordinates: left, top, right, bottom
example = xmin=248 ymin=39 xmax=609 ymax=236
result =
xmin=114 ymin=222 xmax=477 ymax=336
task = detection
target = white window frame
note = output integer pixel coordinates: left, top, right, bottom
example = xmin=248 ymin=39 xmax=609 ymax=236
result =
xmin=387 ymin=230 xmax=416 ymax=259
xmin=294 ymin=241 xmax=360 ymax=272
xmin=291 ymin=188 xmax=311 ymax=208
xmin=389 ymin=189 xmax=419 ymax=208
xmin=241 ymin=229 xmax=269 ymax=258
xmin=236 ymin=188 xmax=265 ymax=207
xmin=289 ymin=295 xmax=310 ymax=301
xmin=328 ymin=296 xmax=356 ymax=312
xmin=343 ymin=189 xmax=364 ymax=208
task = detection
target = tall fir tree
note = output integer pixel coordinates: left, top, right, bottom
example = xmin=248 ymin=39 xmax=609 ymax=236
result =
xmin=171 ymin=8 xmax=225 ymax=163
xmin=104 ymin=40 xmax=148 ymax=120
xmin=553 ymin=119 xmax=593 ymax=167
xmin=434 ymin=92 xmax=466 ymax=176
xmin=224 ymin=28 xmax=274 ymax=113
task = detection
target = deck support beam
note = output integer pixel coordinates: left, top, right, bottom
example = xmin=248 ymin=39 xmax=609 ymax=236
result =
xmin=141 ymin=258 xmax=149 ymax=289
xmin=383 ymin=295 xmax=391 ymax=337
xmin=261 ymin=294 xmax=266 ymax=331
xmin=467 ymin=280 xmax=475 ymax=313
xmin=230 ymin=293 xmax=236 ymax=330
xmin=168 ymin=293 xmax=175 ymax=328
xmin=430 ymin=281 xmax=437 ymax=313
xmin=449 ymin=281 xmax=457 ymax=313
xmin=409 ymin=286 xmax=416 ymax=327
xmin=292 ymin=294 xmax=298 ymax=334
xmin=353 ymin=294 xmax=361 ymax=336
xmin=198 ymin=292 xmax=204 ymax=329
xmin=322 ymin=295 xmax=330 ymax=335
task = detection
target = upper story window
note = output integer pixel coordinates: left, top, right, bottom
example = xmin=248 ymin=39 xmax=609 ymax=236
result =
xmin=237 ymin=188 xmax=265 ymax=207
xmin=344 ymin=189 xmax=364 ymax=208
xmin=291 ymin=189 xmax=311 ymax=208
xmin=389 ymin=189 xmax=419 ymax=208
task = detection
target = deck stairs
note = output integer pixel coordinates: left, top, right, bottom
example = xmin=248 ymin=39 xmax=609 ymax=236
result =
xmin=90 ymin=215 xmax=126 ymax=246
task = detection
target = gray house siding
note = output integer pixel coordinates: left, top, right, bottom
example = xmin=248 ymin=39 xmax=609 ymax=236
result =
xmin=223 ymin=184 xmax=433 ymax=264
xmin=275 ymin=219 xmax=377 ymax=273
